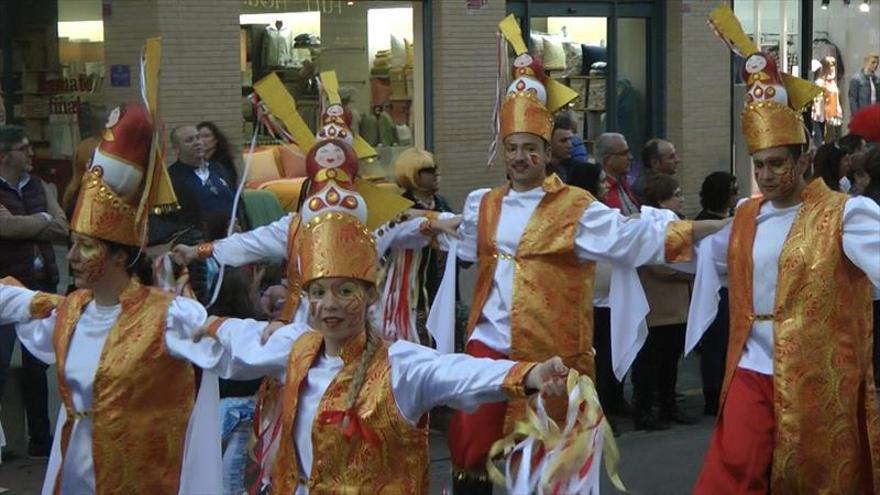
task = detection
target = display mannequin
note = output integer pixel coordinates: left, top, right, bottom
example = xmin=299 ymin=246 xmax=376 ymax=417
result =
xmin=263 ymin=20 xmax=291 ymax=68
xmin=812 ymin=56 xmax=842 ymax=145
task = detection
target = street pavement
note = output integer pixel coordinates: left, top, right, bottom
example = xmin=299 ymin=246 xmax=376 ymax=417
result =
xmin=0 ymin=356 xmax=712 ymax=495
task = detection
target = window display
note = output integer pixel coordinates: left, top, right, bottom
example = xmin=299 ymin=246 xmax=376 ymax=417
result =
xmin=239 ymin=2 xmax=422 ymax=179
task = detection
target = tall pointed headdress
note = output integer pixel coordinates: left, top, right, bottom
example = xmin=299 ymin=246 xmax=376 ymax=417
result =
xmin=708 ymin=5 xmax=822 ymax=154
xmin=251 ymin=71 xmax=411 ymax=230
xmin=70 ymin=38 xmax=178 ymax=246
xmin=489 ymin=14 xmax=578 ymax=164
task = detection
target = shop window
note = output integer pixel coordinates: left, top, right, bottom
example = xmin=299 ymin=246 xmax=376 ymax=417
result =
xmin=811 ymin=0 xmax=879 ymax=146
xmin=240 ymin=1 xmax=422 ymax=180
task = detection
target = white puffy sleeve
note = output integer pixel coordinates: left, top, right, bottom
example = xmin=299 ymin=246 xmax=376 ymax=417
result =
xmin=685 ymin=221 xmax=733 ymax=354
xmin=211 ymin=213 xmax=293 ymax=266
xmin=389 ymin=340 xmax=534 ymax=425
xmin=842 ymin=196 xmax=880 ymax=287
xmin=574 ymin=203 xmax=682 ymax=266
xmin=209 ymin=319 xmax=307 ymax=381
xmin=436 ymin=188 xmax=487 ymax=262
xmin=0 ymin=284 xmax=57 ymax=364
xmin=374 ymin=217 xmax=432 ymax=258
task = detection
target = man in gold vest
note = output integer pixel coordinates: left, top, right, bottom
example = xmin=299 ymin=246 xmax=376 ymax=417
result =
xmin=688 ymin=7 xmax=880 ymax=493
xmin=439 ymin=16 xmax=728 ymax=493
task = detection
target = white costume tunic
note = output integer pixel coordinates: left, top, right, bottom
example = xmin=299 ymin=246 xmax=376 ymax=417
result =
xmin=205 ymin=318 xmax=528 ymax=495
xmin=211 ymin=212 xmax=429 ymax=267
xmin=0 ymin=284 xmax=224 ymax=495
xmin=685 ymin=196 xmax=880 ymax=373
xmin=432 ymin=186 xmax=680 ymax=378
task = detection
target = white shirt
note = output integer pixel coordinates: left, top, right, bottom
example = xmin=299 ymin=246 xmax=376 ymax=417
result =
xmin=211 ymin=213 xmax=430 ymax=267
xmin=685 ymin=196 xmax=880 ymax=373
xmin=208 ymin=318 xmax=522 ymax=494
xmin=0 ymin=285 xmax=223 ymax=495
xmin=434 ymin=186 xmax=679 ymax=378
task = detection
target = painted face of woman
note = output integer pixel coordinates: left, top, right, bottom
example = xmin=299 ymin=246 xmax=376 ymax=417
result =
xmin=306 ymin=277 xmax=371 ymax=340
xmin=67 ymin=234 xmax=109 ymax=287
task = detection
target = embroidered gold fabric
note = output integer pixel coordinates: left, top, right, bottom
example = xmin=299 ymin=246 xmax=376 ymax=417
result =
xmin=70 ymin=168 xmax=140 ymax=246
xmin=500 ymin=91 xmax=554 ymax=142
xmin=741 ymin=101 xmax=809 ymax=153
xmin=279 ymin=214 xmax=304 ymax=323
xmin=664 ymin=220 xmax=694 ymax=263
xmin=501 ymin=362 xmax=537 ymax=398
xmin=272 ymin=331 xmax=430 ymax=494
xmin=725 ymin=180 xmax=879 ymax=492
xmin=466 ymin=174 xmax=595 ymax=433
xmin=298 ymin=212 xmax=377 ymax=286
xmin=29 ymin=292 xmax=64 ymax=319
xmin=50 ymin=280 xmax=197 ymax=495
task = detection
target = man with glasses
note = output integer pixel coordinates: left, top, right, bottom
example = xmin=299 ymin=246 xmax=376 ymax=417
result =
xmin=0 ymin=125 xmax=67 ymax=458
xmin=596 ymin=132 xmax=640 ymax=215
xmin=633 ymin=138 xmax=682 ymax=204
xmin=692 ymin=6 xmax=880 ymax=492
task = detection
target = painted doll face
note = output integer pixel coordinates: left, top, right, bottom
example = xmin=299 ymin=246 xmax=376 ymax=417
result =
xmin=67 ymin=233 xmax=110 ymax=288
xmin=315 ymin=142 xmax=346 ymax=169
xmin=745 ymin=54 xmax=768 ymax=74
xmin=306 ymin=277 xmax=374 ymax=341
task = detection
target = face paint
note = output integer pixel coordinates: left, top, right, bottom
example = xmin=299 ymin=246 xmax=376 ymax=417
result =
xmin=70 ymin=236 xmax=108 ymax=285
xmin=528 ymin=152 xmax=542 ymax=167
xmin=306 ymin=278 xmax=370 ymax=338
xmin=775 ymin=162 xmax=797 ymax=196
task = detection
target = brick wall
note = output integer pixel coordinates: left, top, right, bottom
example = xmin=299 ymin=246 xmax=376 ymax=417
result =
xmin=156 ymin=0 xmax=243 ymax=160
xmin=431 ymin=0 xmax=506 ymax=210
xmin=102 ymin=0 xmax=243 ymax=164
xmin=665 ymin=0 xmax=732 ymax=215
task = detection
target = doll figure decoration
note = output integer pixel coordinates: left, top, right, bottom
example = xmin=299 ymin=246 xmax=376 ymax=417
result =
xmin=742 ymin=52 xmax=789 ymax=106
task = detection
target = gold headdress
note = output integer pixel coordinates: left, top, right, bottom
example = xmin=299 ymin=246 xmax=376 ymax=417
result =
xmin=497 ymin=14 xmax=579 ymax=143
xmin=708 ymin=5 xmax=822 ymax=153
xmin=252 ymin=71 xmax=411 ymax=230
xmin=298 ymin=212 xmax=377 ymax=286
xmin=70 ymin=38 xmax=177 ymax=246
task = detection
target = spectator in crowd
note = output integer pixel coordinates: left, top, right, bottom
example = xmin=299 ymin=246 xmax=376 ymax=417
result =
xmin=838 ymin=134 xmax=868 ymax=192
xmin=848 ymin=53 xmax=879 ymax=116
xmin=392 ymin=148 xmax=456 ymax=344
xmin=0 ymin=125 xmax=68 ymax=458
xmin=549 ymin=115 xmax=584 ymax=183
xmin=694 ymin=171 xmax=739 ymax=416
xmin=633 ymin=138 xmax=681 ymax=203
xmin=812 ymin=142 xmax=846 ymax=191
xmin=568 ymin=161 xmax=605 ymax=198
xmin=198 ymin=121 xmax=239 ymax=188
xmin=631 ymin=174 xmax=697 ymax=430
xmin=151 ymin=125 xmax=237 ymax=245
xmin=596 ymin=132 xmax=640 ymax=215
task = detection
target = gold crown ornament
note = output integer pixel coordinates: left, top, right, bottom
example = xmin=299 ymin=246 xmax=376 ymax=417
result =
xmin=707 ymin=5 xmax=821 ymax=154
xmin=298 ymin=212 xmax=377 ymax=286
xmin=497 ymin=14 xmax=578 ymax=143
xmin=70 ymin=38 xmax=178 ymax=246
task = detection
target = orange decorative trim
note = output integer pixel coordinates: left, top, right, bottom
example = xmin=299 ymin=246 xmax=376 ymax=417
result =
xmin=29 ymin=292 xmax=64 ymax=319
xmin=664 ymin=220 xmax=694 ymax=263
xmin=196 ymin=242 xmax=214 ymax=260
xmin=0 ymin=276 xmax=25 ymax=288
xmin=502 ymin=362 xmax=538 ymax=398
xmin=204 ymin=317 xmax=229 ymax=339
xmin=418 ymin=218 xmax=436 ymax=237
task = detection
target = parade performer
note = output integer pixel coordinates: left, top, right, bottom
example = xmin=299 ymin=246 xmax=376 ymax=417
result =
xmin=171 ymin=71 xmax=458 ymax=326
xmin=0 ymin=39 xmax=224 ymax=495
xmin=434 ymin=15 xmax=730 ymax=493
xmin=194 ymin=207 xmax=570 ymax=494
xmin=687 ymin=6 xmax=880 ymax=493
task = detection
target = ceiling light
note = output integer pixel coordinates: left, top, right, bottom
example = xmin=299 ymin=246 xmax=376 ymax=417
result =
xmin=821 ymin=0 xmax=829 ymax=8
xmin=860 ymin=0 xmax=871 ymax=12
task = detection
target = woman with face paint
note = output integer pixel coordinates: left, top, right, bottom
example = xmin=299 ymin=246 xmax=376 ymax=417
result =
xmin=193 ymin=210 xmax=570 ymax=494
xmin=0 ymin=101 xmax=225 ymax=495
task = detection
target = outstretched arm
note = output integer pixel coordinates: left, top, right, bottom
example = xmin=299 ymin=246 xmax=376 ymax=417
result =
xmin=389 ymin=340 xmax=567 ymax=425
xmin=171 ymin=213 xmax=294 ymax=267
xmin=0 ymin=281 xmax=61 ymax=364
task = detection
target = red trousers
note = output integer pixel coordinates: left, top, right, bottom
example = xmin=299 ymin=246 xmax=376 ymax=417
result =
xmin=447 ymin=340 xmax=508 ymax=472
xmin=694 ymin=368 xmax=775 ymax=495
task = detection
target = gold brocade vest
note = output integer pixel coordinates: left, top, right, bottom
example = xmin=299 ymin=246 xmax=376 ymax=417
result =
xmin=271 ymin=331 xmax=430 ymax=494
xmin=51 ymin=280 xmax=197 ymax=495
xmin=725 ymin=180 xmax=880 ymax=493
xmin=466 ymin=174 xmax=594 ymax=430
